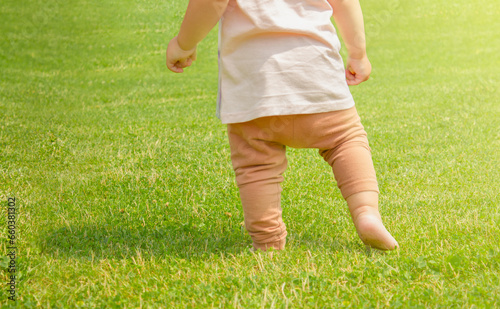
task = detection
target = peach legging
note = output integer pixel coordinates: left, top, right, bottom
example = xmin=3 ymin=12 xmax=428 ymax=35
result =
xmin=227 ymin=107 xmax=379 ymax=251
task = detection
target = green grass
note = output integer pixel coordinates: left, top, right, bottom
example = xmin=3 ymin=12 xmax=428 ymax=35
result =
xmin=1 ymin=0 xmax=499 ymax=307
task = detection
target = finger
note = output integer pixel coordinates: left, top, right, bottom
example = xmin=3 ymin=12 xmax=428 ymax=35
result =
xmin=167 ymin=62 xmax=184 ymax=73
xmin=185 ymin=53 xmax=197 ymax=67
xmin=346 ymin=72 xmax=360 ymax=86
xmin=345 ymin=69 xmax=356 ymax=82
xmin=176 ymin=58 xmax=192 ymax=69
xmin=347 ymin=78 xmax=361 ymax=86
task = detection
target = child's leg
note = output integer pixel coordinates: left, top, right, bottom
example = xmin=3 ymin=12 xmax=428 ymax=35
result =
xmin=227 ymin=121 xmax=288 ymax=251
xmin=316 ymin=108 xmax=398 ymax=250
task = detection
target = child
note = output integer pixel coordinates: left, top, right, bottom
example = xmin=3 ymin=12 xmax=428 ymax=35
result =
xmin=167 ymin=0 xmax=398 ymax=251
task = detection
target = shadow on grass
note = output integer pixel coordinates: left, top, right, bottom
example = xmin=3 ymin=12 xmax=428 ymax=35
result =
xmin=287 ymin=235 xmax=362 ymax=254
xmin=39 ymin=223 xmax=362 ymax=260
xmin=39 ymin=221 xmax=250 ymax=260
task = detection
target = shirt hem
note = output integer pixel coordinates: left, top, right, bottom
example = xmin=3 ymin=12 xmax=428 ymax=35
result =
xmin=218 ymin=98 xmax=355 ymax=124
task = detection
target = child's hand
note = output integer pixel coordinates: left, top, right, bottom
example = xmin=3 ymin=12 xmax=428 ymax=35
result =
xmin=345 ymin=56 xmax=372 ymax=85
xmin=166 ymin=36 xmax=197 ymax=73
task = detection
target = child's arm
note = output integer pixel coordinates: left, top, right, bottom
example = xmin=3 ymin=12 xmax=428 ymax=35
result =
xmin=166 ymin=0 xmax=229 ymax=73
xmin=328 ymin=0 xmax=371 ymax=85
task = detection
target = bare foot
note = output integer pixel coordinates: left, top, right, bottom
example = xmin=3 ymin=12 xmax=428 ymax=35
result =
xmin=354 ymin=212 xmax=398 ymax=250
xmin=346 ymin=191 xmax=398 ymax=251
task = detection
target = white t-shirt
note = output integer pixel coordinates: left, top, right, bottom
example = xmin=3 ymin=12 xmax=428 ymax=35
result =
xmin=217 ymin=0 xmax=354 ymax=124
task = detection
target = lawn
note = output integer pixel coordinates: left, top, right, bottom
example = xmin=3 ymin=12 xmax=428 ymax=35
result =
xmin=1 ymin=0 xmax=499 ymax=307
